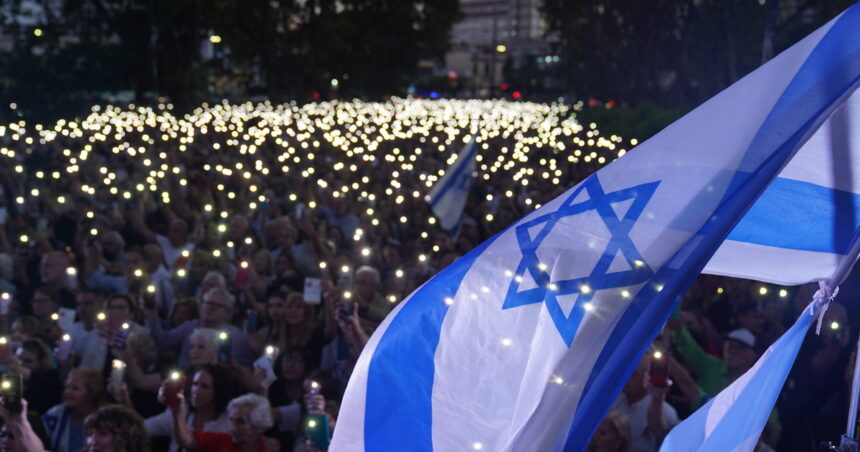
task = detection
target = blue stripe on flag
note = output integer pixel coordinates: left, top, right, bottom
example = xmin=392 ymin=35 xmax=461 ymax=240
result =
xmin=364 ymin=232 xmax=502 ymax=451
xmin=660 ymin=303 xmax=815 ymax=452
xmin=428 ymin=141 xmax=478 ymax=209
xmin=565 ymin=4 xmax=860 ymax=449
xmin=727 ymin=177 xmax=860 ymax=253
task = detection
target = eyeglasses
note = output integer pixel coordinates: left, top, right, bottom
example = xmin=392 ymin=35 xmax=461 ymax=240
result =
xmin=203 ymin=301 xmax=228 ymax=310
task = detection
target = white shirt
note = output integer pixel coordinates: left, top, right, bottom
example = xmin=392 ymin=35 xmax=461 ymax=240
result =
xmin=68 ymin=322 xmax=99 ymax=358
xmin=155 ymin=234 xmax=194 ymax=271
xmin=612 ymin=393 xmax=679 ymax=452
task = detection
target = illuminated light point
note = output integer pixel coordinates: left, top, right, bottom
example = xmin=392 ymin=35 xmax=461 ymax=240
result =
xmin=34 ymin=28 xmax=43 ymax=37
xmin=552 ymin=376 xmax=564 ymax=385
xmin=831 ymin=321 xmax=841 ymax=330
xmin=759 ymin=287 xmax=768 ymax=296
xmin=653 ymin=350 xmax=663 ymax=360
xmin=547 ymin=283 xmax=558 ymax=291
xmin=444 ymin=297 xmax=454 ymax=306
xmin=473 ymin=443 xmax=484 ymax=450
xmin=580 ymin=284 xmax=591 ymax=295
xmin=341 ymin=265 xmax=350 ymax=274
xmin=633 ymin=260 xmax=645 ymax=268
xmin=779 ymin=289 xmax=788 ymax=298
xmin=319 ymin=262 xmax=327 ymax=270
xmin=500 ymin=338 xmax=512 ymax=347
xmin=209 ymin=35 xmax=222 ymax=44
xmin=538 ymin=263 xmax=548 ymax=271
xmin=308 ymin=420 xmax=317 ymax=428
xmin=717 ymin=287 xmax=724 ymax=294
xmin=621 ymin=290 xmax=630 ymax=298
xmin=395 ymin=269 xmax=404 ymax=278
xmin=496 ymin=44 xmax=507 ymax=53
xmin=583 ymin=302 xmax=594 ymax=312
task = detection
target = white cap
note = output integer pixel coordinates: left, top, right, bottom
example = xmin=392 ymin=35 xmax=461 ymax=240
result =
xmin=726 ymin=328 xmax=756 ymax=349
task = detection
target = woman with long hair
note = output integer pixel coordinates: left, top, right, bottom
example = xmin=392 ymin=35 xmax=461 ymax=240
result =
xmin=252 ymin=293 xmax=324 ymax=369
xmin=142 ymin=363 xmax=244 ymax=452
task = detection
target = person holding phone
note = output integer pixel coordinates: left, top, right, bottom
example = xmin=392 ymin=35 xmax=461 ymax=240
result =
xmin=0 ymin=398 xmax=52 ymax=452
xmin=610 ymin=355 xmax=679 ymax=451
xmin=145 ymin=288 xmax=256 ymax=368
xmin=139 ymin=364 xmax=243 ymax=452
xmin=79 ymin=294 xmax=146 ymax=372
xmin=167 ymin=392 xmax=279 ymax=452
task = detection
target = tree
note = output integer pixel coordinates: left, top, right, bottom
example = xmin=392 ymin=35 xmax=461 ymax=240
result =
xmin=203 ymin=0 xmax=460 ymax=100
xmin=541 ymin=0 xmax=856 ymax=109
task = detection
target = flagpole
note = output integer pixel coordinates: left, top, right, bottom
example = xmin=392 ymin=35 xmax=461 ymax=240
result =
xmin=833 ymin=230 xmax=860 ymax=444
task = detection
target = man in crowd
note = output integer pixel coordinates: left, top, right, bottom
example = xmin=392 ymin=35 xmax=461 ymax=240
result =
xmin=145 ymin=287 xmax=255 ymax=367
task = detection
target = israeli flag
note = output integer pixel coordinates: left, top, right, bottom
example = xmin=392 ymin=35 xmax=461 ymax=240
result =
xmin=331 ymin=5 xmax=860 ymax=452
xmin=426 ymin=139 xmax=478 ymax=232
xmin=660 ymin=298 xmax=825 ymax=452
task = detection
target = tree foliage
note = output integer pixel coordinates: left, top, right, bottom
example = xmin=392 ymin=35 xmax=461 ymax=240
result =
xmin=0 ymin=0 xmax=459 ymax=119
xmin=541 ymin=0 xmax=856 ymax=108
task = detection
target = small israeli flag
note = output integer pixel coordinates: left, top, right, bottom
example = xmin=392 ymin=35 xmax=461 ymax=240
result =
xmin=331 ymin=4 xmax=860 ymax=451
xmin=660 ymin=297 xmax=826 ymax=452
xmin=426 ymin=139 xmax=478 ymax=232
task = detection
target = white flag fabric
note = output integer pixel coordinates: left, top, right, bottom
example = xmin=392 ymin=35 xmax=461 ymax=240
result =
xmin=660 ymin=297 xmax=825 ymax=452
xmin=426 ymin=139 xmax=478 ymax=232
xmin=706 ymin=67 xmax=860 ymax=284
xmin=331 ymin=4 xmax=860 ymax=452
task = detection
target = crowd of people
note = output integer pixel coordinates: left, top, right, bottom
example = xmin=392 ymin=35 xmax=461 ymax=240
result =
xmin=0 ymin=98 xmax=852 ymax=451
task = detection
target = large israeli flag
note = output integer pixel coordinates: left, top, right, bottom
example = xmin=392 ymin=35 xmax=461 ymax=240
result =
xmin=331 ymin=4 xmax=860 ymax=452
xmin=660 ymin=297 xmax=826 ymax=452
xmin=426 ymin=139 xmax=478 ymax=232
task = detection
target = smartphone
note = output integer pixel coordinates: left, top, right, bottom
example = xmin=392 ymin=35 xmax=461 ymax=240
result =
xmin=142 ymin=285 xmax=158 ymax=310
xmin=111 ymin=323 xmax=132 ymax=350
xmin=110 ymin=360 xmax=126 ymax=395
xmin=338 ymin=296 xmax=354 ymax=321
xmin=649 ymin=350 xmax=671 ymax=387
xmin=1 ymin=374 xmax=22 ymax=414
xmin=0 ymin=337 xmax=11 ymax=361
xmin=56 ymin=334 xmax=73 ymax=361
xmin=305 ymin=414 xmax=330 ymax=450
xmin=217 ymin=331 xmax=232 ymax=363
xmin=234 ymin=265 xmax=250 ymax=286
xmin=245 ymin=310 xmax=258 ymax=333
xmin=164 ymin=371 xmax=186 ymax=408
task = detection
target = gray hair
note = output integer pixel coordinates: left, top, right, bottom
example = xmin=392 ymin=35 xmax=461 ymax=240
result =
xmin=355 ymin=265 xmax=381 ymax=285
xmin=203 ymin=286 xmax=235 ymax=311
xmin=202 ymin=271 xmax=227 ymax=289
xmin=189 ymin=328 xmax=219 ymax=351
xmin=228 ymin=393 xmax=273 ymax=429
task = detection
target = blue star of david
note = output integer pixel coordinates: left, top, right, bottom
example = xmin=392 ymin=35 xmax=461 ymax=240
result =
xmin=502 ymin=175 xmax=661 ymax=346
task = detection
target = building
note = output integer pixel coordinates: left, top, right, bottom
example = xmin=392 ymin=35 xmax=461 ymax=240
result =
xmin=443 ymin=0 xmax=559 ymax=97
